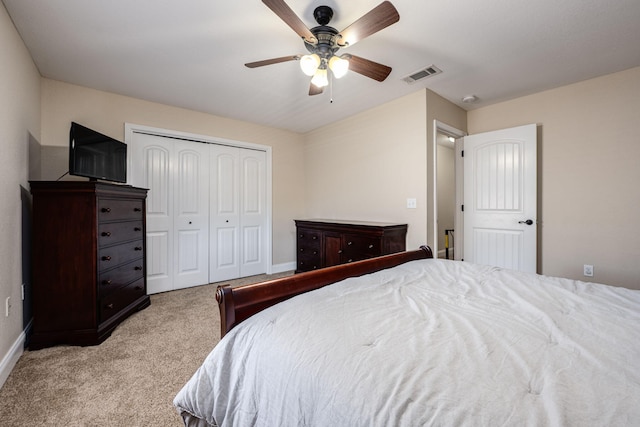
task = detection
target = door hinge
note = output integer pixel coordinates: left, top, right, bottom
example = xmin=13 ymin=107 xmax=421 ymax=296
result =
xmin=461 ymin=204 xmax=464 ymax=212
xmin=461 ymin=150 xmax=464 ymax=157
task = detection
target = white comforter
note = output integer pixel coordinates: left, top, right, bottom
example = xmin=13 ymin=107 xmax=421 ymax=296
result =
xmin=174 ymin=259 xmax=640 ymax=426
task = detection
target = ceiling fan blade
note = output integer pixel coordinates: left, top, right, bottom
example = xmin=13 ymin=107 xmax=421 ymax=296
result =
xmin=245 ymin=55 xmax=299 ymax=68
xmin=309 ymin=83 xmax=324 ymax=96
xmin=262 ymin=0 xmax=317 ymax=44
xmin=337 ymin=1 xmax=399 ymax=47
xmin=347 ymin=55 xmax=392 ymax=82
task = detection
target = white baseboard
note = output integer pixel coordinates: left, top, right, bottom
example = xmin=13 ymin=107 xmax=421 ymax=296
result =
xmin=0 ymin=330 xmax=25 ymax=389
xmin=271 ymin=261 xmax=296 ymax=274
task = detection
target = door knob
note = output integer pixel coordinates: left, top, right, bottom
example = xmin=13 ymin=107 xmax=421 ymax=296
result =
xmin=518 ymin=219 xmax=534 ymax=225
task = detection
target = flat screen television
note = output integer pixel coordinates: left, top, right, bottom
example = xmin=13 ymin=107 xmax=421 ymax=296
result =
xmin=69 ymin=122 xmax=127 ymax=183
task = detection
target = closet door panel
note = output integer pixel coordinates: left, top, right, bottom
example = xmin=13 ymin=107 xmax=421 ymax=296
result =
xmin=240 ymin=150 xmax=267 ymax=276
xmin=131 ymin=135 xmax=174 ymax=294
xmin=210 ymin=145 xmax=241 ymax=282
xmin=174 ymin=141 xmax=210 ymax=289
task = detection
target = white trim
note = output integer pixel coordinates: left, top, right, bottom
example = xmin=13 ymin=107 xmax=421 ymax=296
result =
xmin=271 ymin=262 xmax=296 ymax=274
xmin=123 ymin=122 xmax=273 ymax=277
xmin=432 ymin=120 xmax=466 ymax=259
xmin=0 ymin=331 xmax=25 ymax=389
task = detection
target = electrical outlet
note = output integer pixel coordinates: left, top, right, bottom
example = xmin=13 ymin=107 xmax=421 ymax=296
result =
xmin=583 ymin=264 xmax=594 ymax=277
xmin=4 ymin=297 xmax=10 ymax=317
xmin=406 ymin=198 xmax=417 ymax=209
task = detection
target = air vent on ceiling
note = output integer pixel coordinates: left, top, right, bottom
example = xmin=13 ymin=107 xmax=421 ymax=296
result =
xmin=402 ymin=65 xmax=442 ymax=84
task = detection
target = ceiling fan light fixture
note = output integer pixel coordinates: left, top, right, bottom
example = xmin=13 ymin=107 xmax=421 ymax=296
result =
xmin=300 ymin=54 xmax=321 ymax=76
xmin=311 ymin=67 xmax=328 ymax=88
xmin=329 ymin=55 xmax=349 ymax=79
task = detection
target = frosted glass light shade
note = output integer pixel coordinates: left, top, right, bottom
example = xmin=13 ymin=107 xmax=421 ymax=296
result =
xmin=300 ymin=54 xmax=321 ymax=76
xmin=311 ymin=68 xmax=328 ymax=87
xmin=329 ymin=56 xmax=349 ymax=78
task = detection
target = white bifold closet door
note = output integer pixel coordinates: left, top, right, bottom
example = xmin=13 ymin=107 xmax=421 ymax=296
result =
xmin=129 ymin=132 xmax=267 ymax=294
xmin=210 ymin=145 xmax=267 ymax=282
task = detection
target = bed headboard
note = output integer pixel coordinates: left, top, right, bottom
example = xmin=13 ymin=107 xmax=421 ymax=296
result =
xmin=215 ymin=246 xmax=433 ymax=337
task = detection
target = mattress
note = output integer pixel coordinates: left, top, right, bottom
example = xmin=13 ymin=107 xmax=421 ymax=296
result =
xmin=174 ymin=259 xmax=640 ymax=426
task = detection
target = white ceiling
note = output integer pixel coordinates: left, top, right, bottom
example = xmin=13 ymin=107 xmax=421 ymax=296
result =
xmin=3 ymin=0 xmax=640 ymax=133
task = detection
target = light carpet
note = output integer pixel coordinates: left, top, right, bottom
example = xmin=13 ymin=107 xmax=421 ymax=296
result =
xmin=0 ymin=272 xmax=291 ymax=426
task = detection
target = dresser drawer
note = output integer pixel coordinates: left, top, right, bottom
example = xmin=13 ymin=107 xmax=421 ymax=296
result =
xmin=297 ymin=229 xmax=322 ymax=247
xmin=98 ymin=198 xmax=144 ymax=222
xmin=99 ymin=240 xmax=144 ymax=271
xmin=98 ymin=220 xmax=144 ymax=246
xmin=297 ymin=255 xmax=320 ymax=272
xmin=99 ymin=259 xmax=144 ymax=296
xmin=99 ymin=278 xmax=146 ymax=323
xmin=341 ymin=235 xmax=381 ymax=261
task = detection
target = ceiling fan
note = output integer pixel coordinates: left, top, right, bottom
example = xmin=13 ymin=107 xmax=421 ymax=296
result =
xmin=245 ymin=0 xmax=400 ymax=96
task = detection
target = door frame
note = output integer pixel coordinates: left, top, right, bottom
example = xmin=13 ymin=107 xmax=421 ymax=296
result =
xmin=124 ymin=123 xmax=273 ymax=274
xmin=432 ymin=120 xmax=466 ymax=259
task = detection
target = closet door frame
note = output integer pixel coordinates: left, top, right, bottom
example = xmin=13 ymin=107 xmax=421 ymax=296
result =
xmin=124 ymin=123 xmax=273 ymax=276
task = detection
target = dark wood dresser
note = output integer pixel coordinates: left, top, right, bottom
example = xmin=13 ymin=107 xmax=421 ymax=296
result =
xmin=295 ymin=219 xmax=408 ymax=273
xmin=29 ymin=181 xmax=150 ymax=349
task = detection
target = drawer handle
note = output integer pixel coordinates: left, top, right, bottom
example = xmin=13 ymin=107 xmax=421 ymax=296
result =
xmin=134 ymin=246 xmax=143 ymax=251
xmin=348 ymin=259 xmax=353 ymax=263
xmin=313 ymin=251 xmax=317 ymax=255
xmin=134 ymin=227 xmax=142 ymax=232
xmin=101 ymin=208 xmax=111 ymax=213
xmin=101 ymin=232 xmax=111 ymax=237
xmin=134 ymin=207 xmax=142 ymax=212
xmin=347 ymin=241 xmax=353 ymax=245
xmin=338 ymin=250 xmax=343 ymax=254
xmin=368 ymin=244 xmax=374 ymax=249
xmin=300 ymin=248 xmax=304 ymax=252
xmin=102 ymin=280 xmax=112 ymax=285
xmin=106 ymin=303 xmax=114 ymax=309
xmin=134 ymin=285 xmax=143 ymax=291
xmin=102 ymin=256 xmax=112 ymax=261
xmin=312 ymin=236 xmax=317 ymax=240
xmin=134 ymin=265 xmax=143 ymax=271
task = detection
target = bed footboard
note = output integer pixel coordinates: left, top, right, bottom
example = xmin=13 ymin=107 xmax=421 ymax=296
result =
xmin=216 ymin=246 xmax=433 ymax=337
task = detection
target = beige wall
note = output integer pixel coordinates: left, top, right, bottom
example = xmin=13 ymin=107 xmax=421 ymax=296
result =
xmin=304 ymin=91 xmax=428 ymax=249
xmin=303 ymin=90 xmax=466 ymax=252
xmin=0 ymin=4 xmax=41 ymax=381
xmin=39 ymin=79 xmax=306 ymax=266
xmin=468 ymin=66 xmax=640 ymax=289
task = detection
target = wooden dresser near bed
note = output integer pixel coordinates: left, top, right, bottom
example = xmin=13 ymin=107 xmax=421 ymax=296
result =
xmin=295 ymin=219 xmax=407 ymax=273
xmin=29 ymin=181 xmax=150 ymax=349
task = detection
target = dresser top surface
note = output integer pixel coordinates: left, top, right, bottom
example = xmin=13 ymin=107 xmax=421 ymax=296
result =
xmin=295 ymin=219 xmax=407 ymax=228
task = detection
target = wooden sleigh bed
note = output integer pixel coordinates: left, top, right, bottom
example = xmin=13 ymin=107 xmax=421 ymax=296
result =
xmin=175 ymin=246 xmax=640 ymax=426
xmin=215 ymin=245 xmax=434 ymax=338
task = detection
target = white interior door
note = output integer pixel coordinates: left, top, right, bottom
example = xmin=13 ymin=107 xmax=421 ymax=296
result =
xmin=128 ymin=125 xmax=270 ymax=290
xmin=239 ymin=149 xmax=267 ymax=276
xmin=129 ymin=133 xmax=174 ymax=293
xmin=173 ymin=140 xmax=210 ymax=290
xmin=463 ymin=124 xmax=537 ymax=272
xmin=210 ymin=145 xmax=241 ymax=282
xmin=130 ymin=133 xmax=209 ymax=293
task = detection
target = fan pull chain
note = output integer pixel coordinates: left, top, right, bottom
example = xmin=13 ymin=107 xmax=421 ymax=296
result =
xmin=330 ymin=72 xmax=334 ymax=103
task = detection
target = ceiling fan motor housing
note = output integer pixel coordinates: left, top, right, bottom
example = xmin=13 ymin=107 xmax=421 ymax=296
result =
xmin=313 ymin=6 xmax=333 ymax=26
xmin=306 ymin=6 xmax=341 ymax=60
